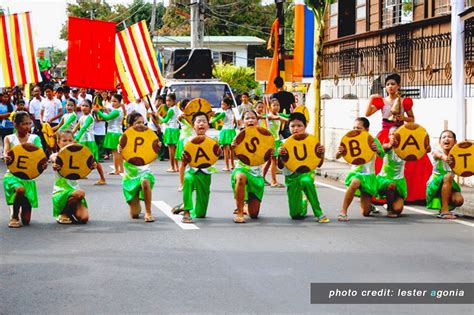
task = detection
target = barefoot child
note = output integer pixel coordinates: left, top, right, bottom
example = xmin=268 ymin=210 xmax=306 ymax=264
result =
xmin=336 ymin=117 xmax=384 ymax=221
xmin=159 ymin=93 xmax=180 ymax=172
xmin=231 ymin=109 xmax=270 ymax=223
xmin=277 ymin=113 xmax=329 ymax=222
xmin=51 ymin=131 xmax=91 ymax=224
xmin=54 ymin=99 xmax=77 ymax=132
xmin=262 ymin=98 xmax=288 ymax=188
xmin=93 ymin=94 xmax=124 ymax=175
xmin=210 ymin=97 xmax=236 ymax=171
xmin=118 ymin=113 xmax=157 ymax=222
xmin=72 ymin=99 xmax=106 ymax=185
xmin=178 ymin=112 xmax=221 ymax=223
xmin=376 ymin=126 xmax=406 ymax=218
xmin=3 ymin=112 xmax=46 ymax=228
xmin=175 ymin=99 xmax=192 ymax=191
xmin=426 ymin=130 xmax=464 ymax=219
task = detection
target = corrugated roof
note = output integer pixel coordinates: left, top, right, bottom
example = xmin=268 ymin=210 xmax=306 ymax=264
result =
xmin=153 ymin=36 xmax=265 ymax=45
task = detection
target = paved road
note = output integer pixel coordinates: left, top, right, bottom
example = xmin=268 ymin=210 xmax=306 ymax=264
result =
xmin=1 ymin=160 xmax=473 ymax=314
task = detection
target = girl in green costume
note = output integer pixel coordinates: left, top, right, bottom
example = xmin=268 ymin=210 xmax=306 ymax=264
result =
xmin=376 ymin=126 xmax=407 ymax=218
xmin=336 ymin=117 xmax=385 ymax=222
xmin=53 ymin=99 xmax=77 ymax=132
xmin=93 ymin=94 xmax=124 ymax=175
xmin=210 ymin=97 xmax=236 ymax=171
xmin=261 ymin=98 xmax=288 ymax=188
xmin=159 ymin=93 xmax=180 ymax=172
xmin=72 ymin=99 xmax=106 ymax=185
xmin=175 ymin=99 xmax=192 ymax=191
xmin=277 ymin=113 xmax=329 ymax=223
xmin=118 ymin=113 xmax=157 ymax=223
xmin=51 ymin=131 xmax=91 ymax=224
xmin=231 ymin=109 xmax=271 ymax=223
xmin=3 ymin=111 xmax=47 ymax=228
xmin=426 ymin=130 xmax=464 ymax=219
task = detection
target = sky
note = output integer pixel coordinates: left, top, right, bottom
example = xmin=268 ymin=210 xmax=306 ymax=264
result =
xmin=0 ymin=0 xmax=274 ymax=51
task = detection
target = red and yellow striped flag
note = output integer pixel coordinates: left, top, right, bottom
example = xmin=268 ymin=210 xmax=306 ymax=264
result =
xmin=0 ymin=12 xmax=41 ymax=88
xmin=115 ymin=21 xmax=164 ymax=102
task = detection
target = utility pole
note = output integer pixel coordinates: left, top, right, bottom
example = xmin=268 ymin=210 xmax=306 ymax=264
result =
xmin=150 ymin=0 xmax=157 ymax=34
xmin=275 ymin=0 xmax=285 ymax=80
xmin=190 ymin=0 xmax=204 ymax=49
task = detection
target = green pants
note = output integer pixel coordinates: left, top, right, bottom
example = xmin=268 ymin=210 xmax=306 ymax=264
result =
xmin=94 ymin=135 xmax=105 ymax=161
xmin=285 ymin=172 xmax=323 ymax=219
xmin=183 ymin=170 xmax=211 ymax=218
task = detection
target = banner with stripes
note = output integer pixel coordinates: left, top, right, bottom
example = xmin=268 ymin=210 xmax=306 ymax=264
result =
xmin=0 ymin=12 xmax=41 ymax=88
xmin=293 ymin=0 xmax=314 ymax=78
xmin=115 ymin=21 xmax=164 ymax=102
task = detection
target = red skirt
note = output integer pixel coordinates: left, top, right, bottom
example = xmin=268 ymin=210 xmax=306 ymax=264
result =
xmin=375 ymin=128 xmax=432 ymax=203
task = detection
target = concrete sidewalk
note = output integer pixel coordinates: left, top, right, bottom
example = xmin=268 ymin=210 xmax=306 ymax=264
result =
xmin=315 ymin=159 xmax=474 ymax=217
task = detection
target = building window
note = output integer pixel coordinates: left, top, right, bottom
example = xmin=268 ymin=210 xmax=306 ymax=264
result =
xmin=356 ymin=0 xmax=366 ymax=20
xmin=338 ymin=1 xmax=356 ymax=37
xmin=221 ymin=52 xmax=235 ymax=64
xmin=395 ymin=32 xmax=411 ymax=70
xmin=330 ymin=2 xmax=338 ymax=27
xmin=435 ymin=0 xmax=451 ymax=15
xmin=382 ymin=0 xmax=413 ymax=28
xmin=339 ymin=41 xmax=357 ymax=75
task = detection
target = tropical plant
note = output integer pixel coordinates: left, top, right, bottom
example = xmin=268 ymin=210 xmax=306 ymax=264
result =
xmin=305 ymin=0 xmax=335 ymax=141
xmin=212 ymin=64 xmax=258 ymax=94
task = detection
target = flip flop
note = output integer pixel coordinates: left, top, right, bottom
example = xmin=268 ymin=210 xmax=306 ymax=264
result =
xmin=94 ymin=180 xmax=107 ymax=185
xmin=181 ymin=216 xmax=193 ymax=223
xmin=337 ymin=213 xmax=349 ymax=222
xmin=317 ymin=216 xmax=330 ymax=223
xmin=270 ymin=183 xmax=285 ymax=188
xmin=233 ymin=215 xmax=246 ymax=224
xmin=56 ymin=216 xmax=72 ymax=224
xmin=437 ymin=212 xmax=457 ymax=220
xmin=144 ymin=214 xmax=155 ymax=222
xmin=171 ymin=204 xmax=184 ymax=215
xmin=8 ymin=219 xmax=21 ymax=228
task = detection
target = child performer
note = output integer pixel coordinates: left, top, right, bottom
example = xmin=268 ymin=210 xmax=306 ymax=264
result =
xmin=277 ymin=113 xmax=329 ymax=222
xmin=336 ymin=117 xmax=384 ymax=222
xmin=3 ymin=112 xmax=46 ymax=228
xmin=159 ymin=93 xmax=180 ymax=172
xmin=93 ymin=94 xmax=124 ymax=175
xmin=178 ymin=112 xmax=221 ymax=223
xmin=175 ymin=99 xmax=192 ymax=191
xmin=51 ymin=131 xmax=91 ymax=224
xmin=426 ymin=130 xmax=464 ymax=219
xmin=262 ymin=98 xmax=288 ymax=188
xmin=210 ymin=97 xmax=236 ymax=171
xmin=254 ymin=101 xmax=267 ymax=129
xmin=118 ymin=113 xmax=158 ymax=222
xmin=231 ymin=109 xmax=270 ymax=223
xmin=376 ymin=126 xmax=406 ymax=218
xmin=53 ymin=99 xmax=77 ymax=132
xmin=72 ymin=99 xmax=106 ymax=185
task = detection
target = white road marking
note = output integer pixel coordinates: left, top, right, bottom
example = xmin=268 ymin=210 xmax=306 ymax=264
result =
xmin=315 ymin=180 xmax=474 ymax=227
xmin=152 ymin=200 xmax=199 ymax=230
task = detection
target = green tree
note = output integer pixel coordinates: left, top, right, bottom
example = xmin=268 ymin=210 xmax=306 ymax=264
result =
xmin=51 ymin=48 xmax=67 ymax=66
xmin=212 ymin=64 xmax=258 ymax=94
xmin=305 ymin=0 xmax=334 ymax=141
xmin=60 ymin=0 xmax=165 ymax=39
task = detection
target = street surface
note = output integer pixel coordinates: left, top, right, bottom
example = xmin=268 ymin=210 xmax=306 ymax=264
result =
xmin=1 ymin=160 xmax=473 ymax=314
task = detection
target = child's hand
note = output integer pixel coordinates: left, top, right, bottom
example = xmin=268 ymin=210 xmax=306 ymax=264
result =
xmin=336 ymin=145 xmax=346 ymax=157
xmin=52 ymin=162 xmax=61 ymax=171
xmin=3 ymin=153 xmax=12 ymax=164
xmin=217 ymin=147 xmax=223 ymax=156
xmin=316 ymin=145 xmax=325 ymax=155
xmin=157 ymin=141 xmax=162 ymax=150
xmin=370 ymin=141 xmax=379 ymax=153
xmin=278 ymin=146 xmax=288 ymax=156
xmin=182 ymin=151 xmax=191 ymax=164
xmin=389 ymin=137 xmax=398 ymax=147
xmin=40 ymin=159 xmax=48 ymax=170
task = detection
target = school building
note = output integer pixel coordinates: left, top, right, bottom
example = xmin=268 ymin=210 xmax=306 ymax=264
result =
xmin=312 ymin=0 xmax=474 ymax=187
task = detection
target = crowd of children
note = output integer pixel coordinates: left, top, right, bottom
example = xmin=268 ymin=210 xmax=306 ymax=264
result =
xmin=0 ymin=80 xmax=468 ymax=228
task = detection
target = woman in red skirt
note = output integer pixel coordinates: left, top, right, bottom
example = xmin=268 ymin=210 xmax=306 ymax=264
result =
xmin=365 ymin=73 xmax=432 ymax=203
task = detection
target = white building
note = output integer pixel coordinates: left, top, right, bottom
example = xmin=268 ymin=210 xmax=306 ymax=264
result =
xmin=152 ymin=36 xmax=265 ymax=67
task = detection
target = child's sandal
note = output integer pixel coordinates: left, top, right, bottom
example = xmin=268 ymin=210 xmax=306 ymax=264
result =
xmin=437 ymin=212 xmax=457 ymax=220
xmin=233 ymin=215 xmax=246 ymax=224
xmin=337 ymin=213 xmax=349 ymax=222
xmin=317 ymin=216 xmax=330 ymax=223
xmin=144 ymin=214 xmax=155 ymax=222
xmin=181 ymin=216 xmax=193 ymax=223
xmin=8 ymin=219 xmax=21 ymax=228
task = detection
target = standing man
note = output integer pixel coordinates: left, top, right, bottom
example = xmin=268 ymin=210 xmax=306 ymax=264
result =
xmin=126 ymin=97 xmax=149 ymax=123
xmin=28 ymin=85 xmax=45 ymax=139
xmin=271 ymin=76 xmax=296 ymax=139
xmin=40 ymin=85 xmax=63 ymax=128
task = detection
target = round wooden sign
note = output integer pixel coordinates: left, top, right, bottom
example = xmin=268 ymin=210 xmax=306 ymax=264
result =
xmin=393 ymin=123 xmax=430 ymax=161
xmin=120 ymin=125 xmax=160 ymax=166
xmin=6 ymin=143 xmax=47 ymax=179
xmin=233 ymin=126 xmax=274 ymax=166
xmin=280 ymin=133 xmax=323 ymax=173
xmin=56 ymin=144 xmax=95 ymax=180
xmin=293 ymin=105 xmax=310 ymax=123
xmin=448 ymin=141 xmax=474 ymax=177
xmin=183 ymin=136 xmax=220 ymax=168
xmin=184 ymin=98 xmax=212 ymax=123
xmin=339 ymin=130 xmax=375 ymax=165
